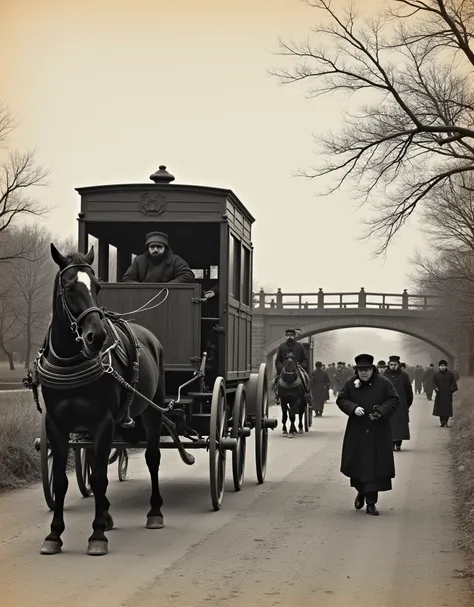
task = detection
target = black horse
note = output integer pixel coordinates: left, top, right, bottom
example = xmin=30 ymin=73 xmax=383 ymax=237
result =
xmin=278 ymin=357 xmax=306 ymax=438
xmin=36 ymin=244 xmax=187 ymax=556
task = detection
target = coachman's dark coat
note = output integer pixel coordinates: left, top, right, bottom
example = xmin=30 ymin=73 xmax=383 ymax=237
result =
xmin=432 ymin=370 xmax=458 ymax=418
xmin=383 ymin=368 xmax=413 ymax=441
xmin=122 ymin=249 xmax=195 ymax=283
xmin=275 ymin=341 xmax=309 ymax=374
xmin=337 ymin=370 xmax=399 ymax=492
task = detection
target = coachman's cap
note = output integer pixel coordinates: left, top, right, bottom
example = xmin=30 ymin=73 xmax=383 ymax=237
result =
xmin=439 ymin=359 xmax=448 ymax=366
xmin=354 ymin=353 xmax=374 ymax=368
xmin=377 ymin=360 xmax=387 ymax=366
xmin=146 ymin=231 xmax=168 ymax=247
xmin=389 ymin=355 xmax=400 ymax=363
xmin=285 ymin=328 xmax=296 ymax=335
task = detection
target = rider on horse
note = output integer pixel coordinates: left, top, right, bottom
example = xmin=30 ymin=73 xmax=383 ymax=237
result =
xmin=273 ymin=329 xmax=311 ymax=406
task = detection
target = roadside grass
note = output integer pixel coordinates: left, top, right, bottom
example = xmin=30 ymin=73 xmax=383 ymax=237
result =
xmin=0 ymin=362 xmax=27 ymax=383
xmin=449 ymin=378 xmax=474 ymax=580
xmin=0 ymin=390 xmax=41 ymax=490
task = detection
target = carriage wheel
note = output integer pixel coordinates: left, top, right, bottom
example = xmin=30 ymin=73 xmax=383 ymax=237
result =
xmin=232 ymin=383 xmax=247 ymax=492
xmin=40 ymin=411 xmax=55 ymax=511
xmin=304 ymin=404 xmax=310 ymax=432
xmin=108 ymin=448 xmax=120 ymax=465
xmin=118 ymin=449 xmax=129 ymax=482
xmin=74 ymin=448 xmax=93 ymax=497
xmin=255 ymin=364 xmax=269 ymax=484
xmin=209 ymin=377 xmax=227 ymax=511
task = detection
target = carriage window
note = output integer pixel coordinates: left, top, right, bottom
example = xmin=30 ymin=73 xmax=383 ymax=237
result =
xmin=241 ymin=246 xmax=251 ymax=306
xmin=210 ymin=265 xmax=218 ymax=280
xmin=229 ymin=235 xmax=241 ymax=299
xmin=192 ymin=269 xmax=204 ymax=279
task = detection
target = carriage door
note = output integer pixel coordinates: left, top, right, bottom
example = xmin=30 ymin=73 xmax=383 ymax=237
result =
xmin=227 ymin=232 xmax=252 ymax=381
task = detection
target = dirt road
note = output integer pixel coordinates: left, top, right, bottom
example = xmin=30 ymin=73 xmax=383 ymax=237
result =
xmin=0 ymin=395 xmax=471 ymax=607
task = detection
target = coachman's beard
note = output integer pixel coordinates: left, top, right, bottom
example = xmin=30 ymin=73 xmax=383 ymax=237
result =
xmin=149 ymin=251 xmax=166 ymax=264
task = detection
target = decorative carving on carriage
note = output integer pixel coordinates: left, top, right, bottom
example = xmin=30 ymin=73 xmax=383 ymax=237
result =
xmin=140 ymin=192 xmax=167 ymax=215
xmin=30 ymin=163 xmax=278 ymax=538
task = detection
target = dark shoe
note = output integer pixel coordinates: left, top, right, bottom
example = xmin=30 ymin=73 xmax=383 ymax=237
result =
xmin=366 ymin=504 xmax=379 ymax=516
xmin=354 ymin=494 xmax=365 ymax=510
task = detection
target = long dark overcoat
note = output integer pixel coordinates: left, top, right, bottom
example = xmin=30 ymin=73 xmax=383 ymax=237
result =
xmin=311 ymin=368 xmax=330 ymax=412
xmin=384 ymin=369 xmax=413 ymax=441
xmin=336 ymin=372 xmax=399 ymax=491
xmin=432 ymin=370 xmax=458 ymax=418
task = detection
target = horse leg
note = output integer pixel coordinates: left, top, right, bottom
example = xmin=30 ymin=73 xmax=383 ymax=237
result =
xmin=142 ymin=407 xmax=164 ymax=529
xmin=41 ymin=414 xmax=70 ymax=555
xmin=298 ymin=395 xmax=305 ymax=433
xmin=87 ymin=411 xmax=114 ymax=556
xmin=288 ymin=400 xmax=297 ymax=437
xmin=281 ymin=402 xmax=288 ymax=435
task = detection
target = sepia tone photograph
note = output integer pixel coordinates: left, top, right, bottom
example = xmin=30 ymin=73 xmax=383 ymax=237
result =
xmin=1 ymin=0 xmax=474 ymax=605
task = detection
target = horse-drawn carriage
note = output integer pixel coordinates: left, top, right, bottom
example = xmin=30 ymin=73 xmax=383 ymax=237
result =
xmin=34 ymin=165 xmax=278 ymax=514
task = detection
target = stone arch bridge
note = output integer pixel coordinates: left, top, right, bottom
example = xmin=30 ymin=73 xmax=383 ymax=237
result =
xmin=251 ymin=288 xmax=456 ymax=371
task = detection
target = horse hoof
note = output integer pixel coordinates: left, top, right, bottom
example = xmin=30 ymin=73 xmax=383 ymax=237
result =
xmin=146 ymin=515 xmax=164 ymax=529
xmin=87 ymin=540 xmax=108 ymax=556
xmin=105 ymin=514 xmax=115 ymax=531
xmin=282 ymin=429 xmax=287 ymax=435
xmin=288 ymin=432 xmax=294 ymax=438
xmin=40 ymin=540 xmax=62 ymax=555
xmin=298 ymin=428 xmax=304 ymax=434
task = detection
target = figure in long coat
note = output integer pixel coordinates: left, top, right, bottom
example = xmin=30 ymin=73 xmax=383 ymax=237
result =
xmin=432 ymin=360 xmax=458 ymax=427
xmin=337 ymin=353 xmax=399 ymax=516
xmin=423 ymin=364 xmax=436 ymax=400
xmin=310 ymin=361 xmax=331 ymax=417
xmin=384 ymin=355 xmax=414 ymax=451
xmin=414 ymin=365 xmax=424 ymax=394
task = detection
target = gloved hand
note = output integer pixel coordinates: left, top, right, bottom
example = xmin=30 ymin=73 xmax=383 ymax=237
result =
xmin=354 ymin=407 xmax=365 ymax=417
xmin=368 ymin=410 xmax=382 ymax=421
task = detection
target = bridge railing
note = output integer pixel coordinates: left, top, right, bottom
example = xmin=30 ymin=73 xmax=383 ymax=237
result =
xmin=252 ymin=288 xmax=444 ymax=311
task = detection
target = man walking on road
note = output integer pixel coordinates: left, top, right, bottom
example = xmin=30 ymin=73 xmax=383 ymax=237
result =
xmin=336 ymin=353 xmax=399 ymax=516
xmin=423 ymin=364 xmax=436 ymax=401
xmin=433 ymin=360 xmax=458 ymax=428
xmin=384 ymin=355 xmax=414 ymax=451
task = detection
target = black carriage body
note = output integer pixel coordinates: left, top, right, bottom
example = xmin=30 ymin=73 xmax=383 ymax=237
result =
xmin=74 ymin=168 xmax=254 ymax=399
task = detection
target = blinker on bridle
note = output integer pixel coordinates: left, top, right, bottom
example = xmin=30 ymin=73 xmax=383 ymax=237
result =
xmin=58 ymin=263 xmax=104 ymax=343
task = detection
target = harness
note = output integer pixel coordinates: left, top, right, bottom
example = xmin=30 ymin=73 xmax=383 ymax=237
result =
xmin=23 ymin=262 xmax=178 ymax=430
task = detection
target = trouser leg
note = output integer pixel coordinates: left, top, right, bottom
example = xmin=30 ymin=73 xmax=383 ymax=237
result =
xmin=365 ymin=491 xmax=378 ymax=505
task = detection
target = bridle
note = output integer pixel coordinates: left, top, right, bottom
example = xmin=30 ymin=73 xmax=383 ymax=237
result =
xmin=57 ymin=263 xmax=104 ymax=345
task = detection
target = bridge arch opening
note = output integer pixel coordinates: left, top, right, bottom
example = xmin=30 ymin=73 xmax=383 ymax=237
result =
xmin=263 ymin=319 xmax=455 ymax=367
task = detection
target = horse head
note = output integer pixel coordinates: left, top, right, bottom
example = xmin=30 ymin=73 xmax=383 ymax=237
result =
xmin=282 ymin=355 xmax=299 ymax=377
xmin=50 ymin=243 xmax=107 ymax=358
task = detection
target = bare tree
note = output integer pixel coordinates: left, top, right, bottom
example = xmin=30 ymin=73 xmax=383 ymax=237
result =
xmin=0 ymin=103 xmax=49 ymax=263
xmin=11 ymin=225 xmax=55 ymax=367
xmin=0 ymin=273 xmax=22 ymax=370
xmin=270 ymin=0 xmax=474 ymax=253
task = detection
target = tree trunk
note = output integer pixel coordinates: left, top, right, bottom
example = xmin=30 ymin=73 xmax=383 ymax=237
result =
xmin=0 ymin=346 xmax=15 ymax=370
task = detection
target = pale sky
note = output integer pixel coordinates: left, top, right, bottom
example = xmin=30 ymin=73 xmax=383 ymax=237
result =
xmin=2 ymin=0 xmax=430 ymax=359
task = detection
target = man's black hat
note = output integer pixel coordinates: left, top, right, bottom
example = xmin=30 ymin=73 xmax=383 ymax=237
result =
xmin=389 ymin=355 xmax=400 ymax=363
xmin=377 ymin=360 xmax=387 ymax=366
xmin=285 ymin=328 xmax=296 ymax=335
xmin=439 ymin=359 xmax=448 ymax=366
xmin=354 ymin=353 xmax=374 ymax=368
xmin=146 ymin=231 xmax=168 ymax=247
